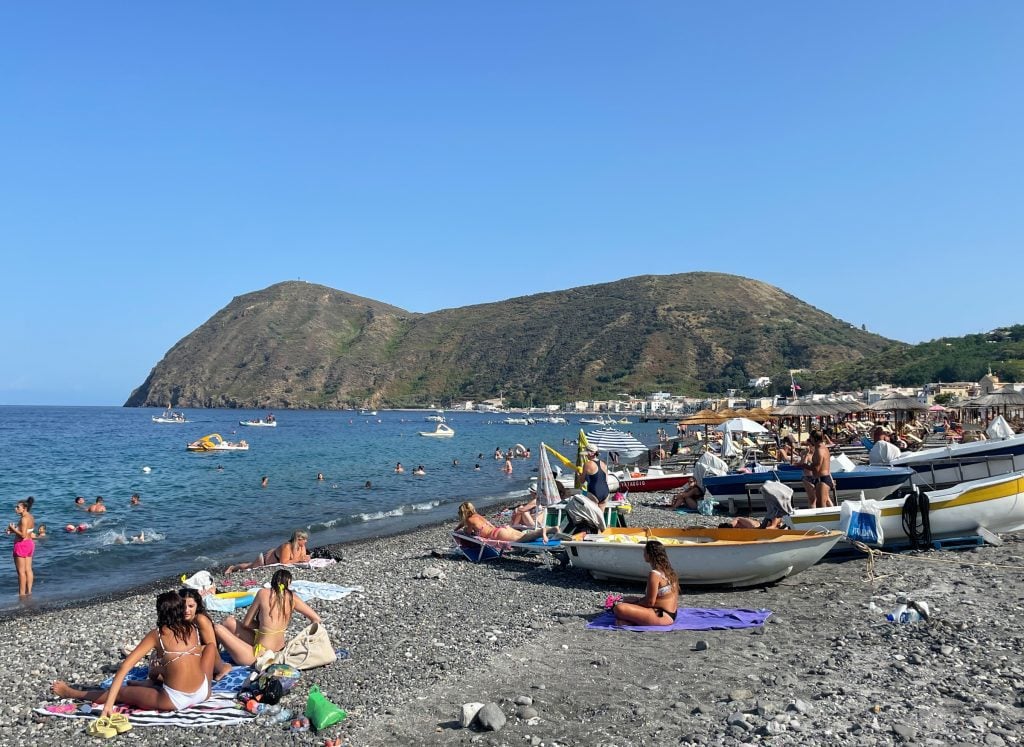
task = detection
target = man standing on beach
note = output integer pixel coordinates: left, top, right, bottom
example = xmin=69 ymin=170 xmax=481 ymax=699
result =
xmin=801 ymin=430 xmax=834 ymax=508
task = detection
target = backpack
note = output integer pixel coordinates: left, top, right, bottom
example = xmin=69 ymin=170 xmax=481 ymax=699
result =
xmin=245 ymin=663 xmax=301 ymax=705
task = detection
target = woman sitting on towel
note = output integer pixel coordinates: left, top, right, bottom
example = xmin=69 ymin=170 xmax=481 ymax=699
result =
xmin=225 ymin=530 xmax=310 ymax=573
xmin=147 ymin=589 xmax=231 ymax=683
xmin=609 ymin=541 xmax=679 ymax=627
xmin=456 ymin=501 xmax=550 ymax=544
xmin=52 ymin=591 xmax=217 ymax=712
xmin=214 ymin=569 xmax=320 ymax=666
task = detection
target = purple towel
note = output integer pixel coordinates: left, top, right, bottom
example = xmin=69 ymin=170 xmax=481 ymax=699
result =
xmin=586 ymin=607 xmax=772 ymax=632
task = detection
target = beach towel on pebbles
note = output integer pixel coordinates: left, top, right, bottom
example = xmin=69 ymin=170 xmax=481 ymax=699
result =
xmin=95 ymin=664 xmax=252 ymax=695
xmin=262 ymin=558 xmax=337 ymax=570
xmin=586 ymin=608 xmax=772 ymax=632
xmin=287 ymin=579 xmax=364 ymax=601
xmin=37 ymin=692 xmax=254 ymax=728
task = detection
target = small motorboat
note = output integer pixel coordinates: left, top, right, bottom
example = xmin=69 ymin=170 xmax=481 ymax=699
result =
xmin=504 ymin=417 xmax=531 ymax=425
xmin=152 ymin=408 xmax=187 ymax=424
xmin=580 ymin=416 xmax=613 ymax=425
xmin=359 ymin=409 xmax=378 ymax=416
xmin=419 ymin=422 xmax=455 ymax=438
xmin=239 ymin=415 xmax=277 ymax=427
xmin=614 ymin=465 xmax=692 ymax=493
xmin=562 ymin=526 xmax=844 ymax=587
xmin=787 ymin=470 xmax=1024 ymax=546
xmin=186 ymin=433 xmax=249 ymax=452
xmin=425 ymin=415 xmax=446 ymax=423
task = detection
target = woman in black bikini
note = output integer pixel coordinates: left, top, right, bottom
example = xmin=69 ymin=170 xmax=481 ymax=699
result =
xmin=610 ymin=541 xmax=679 ymax=626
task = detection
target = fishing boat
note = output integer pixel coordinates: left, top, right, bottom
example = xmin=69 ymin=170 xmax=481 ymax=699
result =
xmin=504 ymin=417 xmax=531 ymax=425
xmin=239 ymin=415 xmax=277 ymax=427
xmin=152 ymin=408 xmax=187 ymax=424
xmin=562 ymin=526 xmax=844 ymax=587
xmin=613 ymin=465 xmax=692 ymax=493
xmin=580 ymin=416 xmax=613 ymax=425
xmin=358 ymin=409 xmax=378 ymax=416
xmin=419 ymin=422 xmax=455 ymax=438
xmin=702 ymin=464 xmax=913 ymax=513
xmin=786 ymin=470 xmax=1024 ymax=545
xmin=186 ymin=433 xmax=249 ymax=452
xmin=889 ymin=432 xmax=1024 ymax=489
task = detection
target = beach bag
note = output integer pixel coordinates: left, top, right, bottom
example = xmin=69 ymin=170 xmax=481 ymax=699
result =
xmin=697 ymin=492 xmax=716 ymax=516
xmin=305 ymin=685 xmax=347 ymax=730
xmin=839 ymin=494 xmax=884 ymax=545
xmin=275 ymin=623 xmax=337 ymax=670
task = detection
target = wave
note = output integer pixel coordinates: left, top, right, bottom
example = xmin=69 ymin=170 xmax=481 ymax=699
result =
xmin=98 ymin=529 xmax=165 ymax=545
xmin=356 ymin=507 xmax=405 ymax=523
xmin=410 ymin=499 xmax=442 ymax=512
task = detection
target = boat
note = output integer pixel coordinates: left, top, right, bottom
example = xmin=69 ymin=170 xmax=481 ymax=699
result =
xmin=152 ymin=408 xmax=187 ymax=424
xmin=616 ymin=418 xmax=633 ymax=425
xmin=239 ymin=415 xmax=277 ymax=427
xmin=701 ymin=464 xmax=913 ymax=513
xmin=425 ymin=415 xmax=446 ymax=423
xmin=562 ymin=526 xmax=844 ymax=587
xmin=186 ymin=433 xmax=249 ymax=452
xmin=504 ymin=417 xmax=531 ymax=425
xmin=787 ymin=470 xmax=1024 ymax=546
xmin=419 ymin=422 xmax=455 ymax=438
xmin=580 ymin=416 xmax=613 ymax=425
xmin=359 ymin=409 xmax=378 ymax=416
xmin=614 ymin=465 xmax=692 ymax=493
xmin=888 ymin=431 xmax=1024 ymax=489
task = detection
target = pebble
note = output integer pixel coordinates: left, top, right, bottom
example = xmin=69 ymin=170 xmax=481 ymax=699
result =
xmin=476 ymin=702 xmax=506 ymax=732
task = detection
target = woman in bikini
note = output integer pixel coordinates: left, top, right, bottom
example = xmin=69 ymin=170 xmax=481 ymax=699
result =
xmin=225 ymin=530 xmax=311 ymax=573
xmin=52 ymin=591 xmax=217 ymax=714
xmin=214 ymin=569 xmax=320 ymax=666
xmin=455 ymin=501 xmax=550 ymax=543
xmin=609 ymin=540 xmax=679 ymax=626
xmin=8 ymin=496 xmax=35 ymax=596
xmin=146 ymin=589 xmax=231 ymax=684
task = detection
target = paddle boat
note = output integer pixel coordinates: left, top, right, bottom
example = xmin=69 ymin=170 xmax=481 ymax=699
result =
xmin=562 ymin=526 xmax=844 ymax=587
xmin=613 ymin=465 xmax=692 ymax=493
xmin=186 ymin=433 xmax=249 ymax=452
xmin=889 ymin=431 xmax=1024 ymax=489
xmin=239 ymin=415 xmax=277 ymax=427
xmin=419 ymin=422 xmax=455 ymax=438
xmin=152 ymin=408 xmax=187 ymax=424
xmin=786 ymin=470 xmax=1024 ymax=546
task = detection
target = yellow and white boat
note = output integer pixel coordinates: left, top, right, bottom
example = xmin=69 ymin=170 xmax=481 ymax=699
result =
xmin=186 ymin=433 xmax=249 ymax=452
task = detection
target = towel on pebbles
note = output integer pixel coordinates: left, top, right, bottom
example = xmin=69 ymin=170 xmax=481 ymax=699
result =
xmin=37 ymin=692 xmax=253 ymax=728
xmin=97 ymin=664 xmax=252 ymax=694
xmin=586 ymin=607 xmax=772 ymax=632
xmin=286 ymin=579 xmax=364 ymax=601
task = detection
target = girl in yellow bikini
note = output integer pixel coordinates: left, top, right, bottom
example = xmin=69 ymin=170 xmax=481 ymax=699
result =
xmin=214 ymin=569 xmax=320 ymax=666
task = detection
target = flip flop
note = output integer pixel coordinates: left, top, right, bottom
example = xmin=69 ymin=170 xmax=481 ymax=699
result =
xmin=107 ymin=713 xmax=132 ymax=734
xmin=86 ymin=716 xmax=116 ymax=739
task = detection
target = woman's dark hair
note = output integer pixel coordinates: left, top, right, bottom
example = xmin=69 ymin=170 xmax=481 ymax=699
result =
xmin=269 ymin=569 xmax=294 ymax=617
xmin=156 ymin=591 xmax=191 ymax=642
xmin=643 ymin=540 xmax=679 ymax=591
xmin=178 ymin=587 xmax=209 ymax=618
xmin=18 ymin=497 xmax=34 ymax=512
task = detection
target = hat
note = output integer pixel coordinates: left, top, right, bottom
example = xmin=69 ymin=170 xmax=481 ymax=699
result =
xmin=528 ymin=485 xmax=537 ymax=494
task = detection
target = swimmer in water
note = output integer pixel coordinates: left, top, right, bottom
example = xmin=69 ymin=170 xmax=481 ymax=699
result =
xmin=316 ymin=472 xmax=324 ymax=481
xmin=260 ymin=476 xmax=269 ymax=488
xmin=394 ymin=463 xmax=404 ymax=474
xmin=412 ymin=465 xmax=426 ymax=476
xmin=130 ymin=494 xmax=141 ymax=506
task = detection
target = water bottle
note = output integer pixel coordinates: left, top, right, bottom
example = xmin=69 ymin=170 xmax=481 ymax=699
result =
xmin=885 ymin=604 xmax=907 ymax=623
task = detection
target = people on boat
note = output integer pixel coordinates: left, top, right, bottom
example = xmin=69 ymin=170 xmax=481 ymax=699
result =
xmin=52 ymin=591 xmax=217 ymax=713
xmin=394 ymin=462 xmax=405 ymax=474
xmin=455 ymin=502 xmax=549 ymax=543
xmin=8 ymin=497 xmax=35 ymax=596
xmin=147 ymin=589 xmax=231 ymax=684
xmin=87 ymin=496 xmax=107 ymax=513
xmin=608 ymin=541 xmax=679 ymax=626
xmin=801 ymin=430 xmax=835 ymax=508
xmin=225 ymin=530 xmax=311 ymax=573
xmin=266 ymin=413 xmax=275 ymax=423
xmin=130 ymin=493 xmax=141 ymax=506
xmin=214 ymin=569 xmax=320 ymax=666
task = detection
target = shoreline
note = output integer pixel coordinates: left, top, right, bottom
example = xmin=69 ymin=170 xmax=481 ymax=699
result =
xmin=5 ymin=493 xmax=1023 ymax=745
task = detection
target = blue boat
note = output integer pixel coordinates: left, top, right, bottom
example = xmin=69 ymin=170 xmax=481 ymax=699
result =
xmin=702 ymin=464 xmax=913 ymax=513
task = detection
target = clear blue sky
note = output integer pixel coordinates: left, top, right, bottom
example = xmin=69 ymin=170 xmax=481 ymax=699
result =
xmin=2 ymin=3 xmax=1021 ymax=405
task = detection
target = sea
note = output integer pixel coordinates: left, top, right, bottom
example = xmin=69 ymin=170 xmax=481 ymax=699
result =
xmin=0 ymin=406 xmax=669 ymax=612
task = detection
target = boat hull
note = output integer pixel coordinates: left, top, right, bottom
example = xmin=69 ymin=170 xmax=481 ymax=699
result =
xmin=616 ymin=473 xmax=692 ymax=493
xmin=239 ymin=420 xmax=277 ymax=427
xmin=787 ymin=471 xmax=1024 ymax=545
xmin=891 ymin=434 xmax=1024 ymax=489
xmin=563 ymin=527 xmax=843 ymax=587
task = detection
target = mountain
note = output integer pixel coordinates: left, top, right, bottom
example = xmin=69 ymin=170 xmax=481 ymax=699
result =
xmin=124 ymin=274 xmax=897 ymax=408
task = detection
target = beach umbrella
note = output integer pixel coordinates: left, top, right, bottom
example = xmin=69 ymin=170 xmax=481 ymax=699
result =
xmin=715 ymin=417 xmax=769 ymax=434
xmin=771 ymin=399 xmax=843 ymax=440
xmin=745 ymin=407 xmax=773 ymax=422
xmin=678 ymin=409 xmax=728 ymax=448
xmin=584 ymin=428 xmax=647 ymax=459
xmin=536 ymin=443 xmax=561 ymax=508
xmin=865 ymin=394 xmax=928 ymax=413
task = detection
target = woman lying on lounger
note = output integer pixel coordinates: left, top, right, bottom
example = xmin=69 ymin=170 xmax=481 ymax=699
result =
xmin=609 ymin=540 xmax=679 ymax=626
xmin=53 ymin=591 xmax=217 ymax=714
xmin=214 ymin=569 xmax=320 ymax=666
xmin=225 ymin=530 xmax=310 ymax=573
xmin=455 ymin=501 xmax=550 ymax=543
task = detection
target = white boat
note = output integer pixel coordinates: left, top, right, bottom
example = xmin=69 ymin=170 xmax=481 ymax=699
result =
xmin=419 ymin=422 xmax=455 ymax=438
xmin=580 ymin=416 xmax=613 ymax=425
xmin=359 ymin=409 xmax=377 ymax=416
xmin=504 ymin=417 xmax=530 ymax=425
xmin=889 ymin=432 xmax=1024 ymax=489
xmin=239 ymin=415 xmax=277 ymax=427
xmin=186 ymin=433 xmax=249 ymax=452
xmin=787 ymin=470 xmax=1024 ymax=546
xmin=152 ymin=408 xmax=187 ymax=424
xmin=563 ymin=526 xmax=844 ymax=587
xmin=425 ymin=415 xmax=446 ymax=423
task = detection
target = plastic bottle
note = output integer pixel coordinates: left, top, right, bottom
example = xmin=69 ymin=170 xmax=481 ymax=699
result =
xmin=885 ymin=604 xmax=907 ymax=623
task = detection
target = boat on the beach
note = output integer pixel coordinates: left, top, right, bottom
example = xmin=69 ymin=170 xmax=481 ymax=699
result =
xmin=419 ymin=422 xmax=455 ymax=438
xmin=613 ymin=465 xmax=692 ymax=493
xmin=702 ymin=464 xmax=913 ymax=513
xmin=239 ymin=415 xmax=277 ymax=427
xmin=889 ymin=431 xmax=1024 ymax=489
xmin=786 ymin=470 xmax=1024 ymax=545
xmin=152 ymin=408 xmax=187 ymax=424
xmin=186 ymin=433 xmax=249 ymax=452
xmin=562 ymin=526 xmax=844 ymax=587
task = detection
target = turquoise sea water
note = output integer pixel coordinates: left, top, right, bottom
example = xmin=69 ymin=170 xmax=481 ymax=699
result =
xmin=0 ymin=406 xmax=667 ymax=612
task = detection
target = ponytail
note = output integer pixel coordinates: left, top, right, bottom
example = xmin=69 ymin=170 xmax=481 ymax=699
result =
xmin=269 ymin=569 xmax=293 ymax=617
xmin=19 ymin=497 xmax=34 ymax=512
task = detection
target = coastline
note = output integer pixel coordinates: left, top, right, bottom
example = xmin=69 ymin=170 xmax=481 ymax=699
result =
xmin=5 ymin=495 xmax=1023 ymax=745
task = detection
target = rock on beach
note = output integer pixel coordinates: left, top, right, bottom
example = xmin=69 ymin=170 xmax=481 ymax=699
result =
xmin=2 ymin=499 xmax=1024 ymax=746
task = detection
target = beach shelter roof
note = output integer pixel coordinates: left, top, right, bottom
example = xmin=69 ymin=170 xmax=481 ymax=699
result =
xmin=866 ymin=394 xmax=928 ymax=412
xmin=584 ymin=428 xmax=647 ymax=458
xmin=715 ymin=417 xmax=769 ymax=434
xmin=716 ymin=408 xmax=741 ymax=418
xmin=772 ymin=400 xmax=843 ymax=417
xmin=960 ymin=389 xmax=1024 ymax=407
xmin=744 ymin=407 xmax=774 ymax=422
xmin=678 ymin=409 xmax=728 ymax=426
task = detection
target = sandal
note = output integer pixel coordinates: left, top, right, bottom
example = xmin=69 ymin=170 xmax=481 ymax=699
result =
xmin=86 ymin=716 xmax=117 ymax=739
xmin=107 ymin=713 xmax=132 ymax=734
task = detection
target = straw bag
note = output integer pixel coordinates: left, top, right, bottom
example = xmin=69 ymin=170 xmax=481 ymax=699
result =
xmin=275 ymin=623 xmax=337 ymax=670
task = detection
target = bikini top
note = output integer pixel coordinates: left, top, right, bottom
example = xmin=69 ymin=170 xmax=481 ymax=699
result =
xmin=653 ymin=570 xmax=673 ymax=598
xmin=157 ymin=625 xmax=201 ymax=665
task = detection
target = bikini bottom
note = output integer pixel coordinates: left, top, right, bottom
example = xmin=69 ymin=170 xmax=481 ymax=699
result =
xmin=163 ymin=677 xmax=210 ymax=710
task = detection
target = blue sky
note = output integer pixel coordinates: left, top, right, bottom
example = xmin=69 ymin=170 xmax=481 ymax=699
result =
xmin=2 ymin=3 xmax=1021 ymax=405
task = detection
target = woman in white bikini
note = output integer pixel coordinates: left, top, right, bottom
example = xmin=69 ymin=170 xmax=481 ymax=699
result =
xmin=52 ymin=591 xmax=217 ymax=714
xmin=214 ymin=569 xmax=320 ymax=666
xmin=608 ymin=541 xmax=680 ymax=626
xmin=225 ymin=530 xmax=311 ymax=573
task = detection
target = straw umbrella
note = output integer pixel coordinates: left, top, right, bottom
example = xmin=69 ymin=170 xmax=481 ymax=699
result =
xmin=772 ymin=399 xmax=843 ymax=440
xmin=866 ymin=393 xmax=928 ymax=435
xmin=678 ymin=409 xmax=728 ymax=449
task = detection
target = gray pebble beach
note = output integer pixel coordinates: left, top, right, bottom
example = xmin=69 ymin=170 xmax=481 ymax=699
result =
xmin=3 ymin=495 xmax=1023 ymax=746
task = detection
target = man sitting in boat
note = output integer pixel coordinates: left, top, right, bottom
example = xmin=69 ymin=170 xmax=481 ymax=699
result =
xmin=868 ymin=427 xmax=902 ymax=466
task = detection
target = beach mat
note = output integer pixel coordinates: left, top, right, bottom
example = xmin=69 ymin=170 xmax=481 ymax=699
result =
xmin=37 ymin=691 xmax=253 ymax=728
xmin=586 ymin=607 xmax=772 ymax=632
xmin=97 ymin=664 xmax=252 ymax=694
xmin=288 ymin=579 xmax=364 ymax=601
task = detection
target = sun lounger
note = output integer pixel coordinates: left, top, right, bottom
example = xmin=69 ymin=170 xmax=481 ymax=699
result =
xmin=452 ymin=532 xmax=563 ymax=563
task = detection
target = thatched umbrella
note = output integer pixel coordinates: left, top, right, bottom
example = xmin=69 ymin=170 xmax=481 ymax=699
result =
xmin=771 ymin=399 xmax=843 ymax=439
xmin=959 ymin=388 xmax=1024 ymax=420
xmin=678 ymin=409 xmax=728 ymax=448
xmin=866 ymin=393 xmax=928 ymax=434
